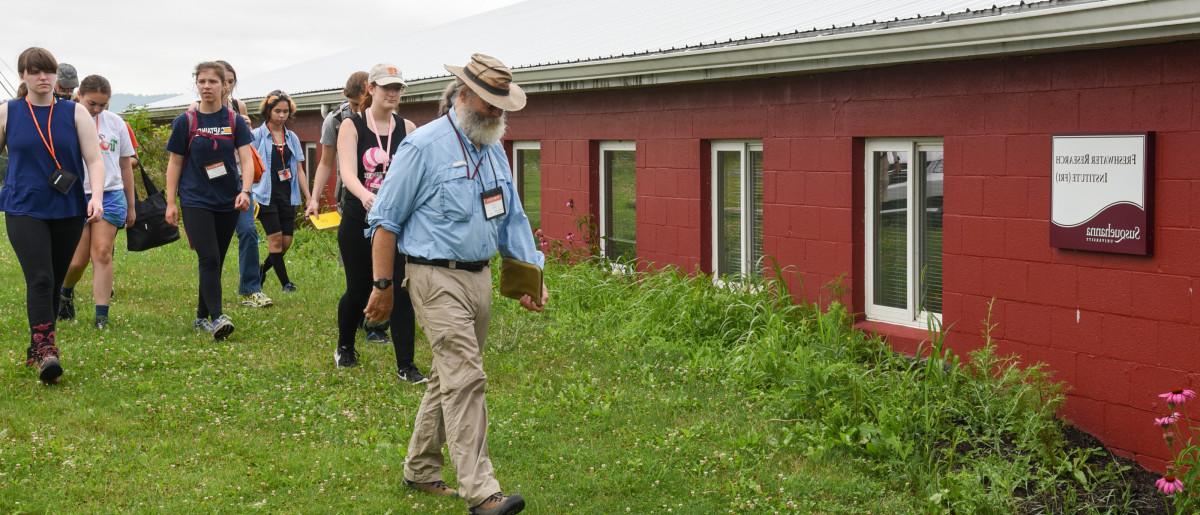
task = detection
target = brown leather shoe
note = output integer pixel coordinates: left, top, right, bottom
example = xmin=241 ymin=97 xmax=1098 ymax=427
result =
xmin=404 ymin=479 xmax=458 ymax=498
xmin=469 ymin=492 xmax=525 ymax=515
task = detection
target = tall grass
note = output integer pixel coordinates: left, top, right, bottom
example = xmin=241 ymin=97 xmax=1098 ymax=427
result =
xmin=547 ymin=258 xmax=1137 ymax=513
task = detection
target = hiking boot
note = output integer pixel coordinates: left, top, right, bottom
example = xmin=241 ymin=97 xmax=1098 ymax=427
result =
xmin=282 ymin=282 xmax=298 ymax=293
xmin=94 ymin=315 xmax=109 ymax=330
xmin=470 ymin=493 xmax=525 ymax=515
xmin=365 ymin=327 xmax=388 ymax=344
xmin=335 ymin=346 xmax=359 ymax=368
xmin=34 ymin=343 xmax=62 ymax=384
xmin=194 ymin=318 xmax=213 ymax=332
xmin=239 ymin=291 xmax=273 ymax=308
xmin=404 ymin=479 xmax=458 ymax=498
xmin=57 ymin=294 xmax=75 ymax=321
xmin=397 ymin=365 xmax=428 ymax=385
xmin=211 ymin=314 xmax=235 ymax=340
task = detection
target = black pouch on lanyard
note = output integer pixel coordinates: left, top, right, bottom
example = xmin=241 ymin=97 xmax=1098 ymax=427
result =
xmin=48 ymin=168 xmax=78 ymax=194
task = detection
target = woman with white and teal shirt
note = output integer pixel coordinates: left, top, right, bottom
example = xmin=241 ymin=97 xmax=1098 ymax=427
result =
xmin=251 ymin=90 xmax=309 ymax=292
xmin=59 ymin=74 xmax=136 ymax=329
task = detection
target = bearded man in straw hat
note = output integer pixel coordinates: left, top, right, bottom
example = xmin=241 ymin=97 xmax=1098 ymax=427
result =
xmin=365 ymin=53 xmax=545 ymax=515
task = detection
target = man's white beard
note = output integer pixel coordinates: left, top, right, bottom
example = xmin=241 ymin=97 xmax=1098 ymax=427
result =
xmin=461 ymin=108 xmax=507 ymax=146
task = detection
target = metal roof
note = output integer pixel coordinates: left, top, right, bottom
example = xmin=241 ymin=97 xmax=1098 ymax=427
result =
xmin=151 ymin=0 xmax=1101 ymax=108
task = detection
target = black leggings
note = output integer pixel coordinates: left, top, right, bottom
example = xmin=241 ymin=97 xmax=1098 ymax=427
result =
xmin=182 ymin=207 xmax=239 ymax=320
xmin=6 ymin=215 xmax=84 ymax=343
xmin=337 ymin=215 xmax=415 ymax=370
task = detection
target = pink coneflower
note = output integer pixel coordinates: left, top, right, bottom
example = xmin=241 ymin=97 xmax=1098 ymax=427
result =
xmin=565 ymin=199 xmax=574 ymax=209
xmin=1159 ymin=390 xmax=1197 ymax=405
xmin=1156 ymin=476 xmax=1184 ymax=495
xmin=540 ymin=240 xmax=549 ymax=251
xmin=565 ymin=232 xmax=575 ymax=241
xmin=1154 ymin=413 xmax=1181 ymax=428
xmin=535 ymin=228 xmax=544 ymax=238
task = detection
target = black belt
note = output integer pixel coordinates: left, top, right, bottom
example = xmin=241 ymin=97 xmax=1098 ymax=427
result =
xmin=406 ymin=256 xmax=489 ymax=272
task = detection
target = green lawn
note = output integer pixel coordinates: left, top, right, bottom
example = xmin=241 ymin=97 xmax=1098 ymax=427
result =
xmin=0 ymin=222 xmax=919 ymax=513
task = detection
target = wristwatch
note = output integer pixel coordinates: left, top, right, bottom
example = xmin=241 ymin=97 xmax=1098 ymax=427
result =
xmin=372 ymin=278 xmax=393 ymax=290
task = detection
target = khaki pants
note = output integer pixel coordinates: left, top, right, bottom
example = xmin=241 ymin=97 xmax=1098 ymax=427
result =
xmin=403 ymin=263 xmax=500 ymax=506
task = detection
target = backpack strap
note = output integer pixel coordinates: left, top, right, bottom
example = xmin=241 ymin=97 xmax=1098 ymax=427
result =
xmin=185 ymin=107 xmax=236 ymax=152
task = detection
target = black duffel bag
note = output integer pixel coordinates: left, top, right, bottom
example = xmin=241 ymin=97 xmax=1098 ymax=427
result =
xmin=127 ymin=160 xmax=180 ymax=251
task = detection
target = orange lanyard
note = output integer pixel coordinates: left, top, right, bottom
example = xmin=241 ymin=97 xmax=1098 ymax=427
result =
xmin=26 ymin=98 xmax=62 ymax=170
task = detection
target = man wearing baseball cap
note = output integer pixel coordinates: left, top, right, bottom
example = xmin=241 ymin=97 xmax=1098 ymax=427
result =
xmin=364 ymin=53 xmax=544 ymax=515
xmin=55 ymin=62 xmax=78 ymax=100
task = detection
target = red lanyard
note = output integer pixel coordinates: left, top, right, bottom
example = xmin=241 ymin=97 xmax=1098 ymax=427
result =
xmin=26 ymin=98 xmax=62 ymax=170
xmin=273 ymin=130 xmax=287 ymax=165
xmin=445 ymin=113 xmax=487 ymax=181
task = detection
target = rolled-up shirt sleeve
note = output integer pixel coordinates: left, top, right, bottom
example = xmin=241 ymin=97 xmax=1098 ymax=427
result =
xmin=367 ymin=142 xmax=425 ymax=238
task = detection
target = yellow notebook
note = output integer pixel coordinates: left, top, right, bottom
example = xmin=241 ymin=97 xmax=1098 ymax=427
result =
xmin=309 ymin=211 xmax=342 ymax=230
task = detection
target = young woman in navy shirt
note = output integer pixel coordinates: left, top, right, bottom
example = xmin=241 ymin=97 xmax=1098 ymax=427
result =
xmin=0 ymin=47 xmax=106 ymax=383
xmin=164 ymin=61 xmax=255 ymax=340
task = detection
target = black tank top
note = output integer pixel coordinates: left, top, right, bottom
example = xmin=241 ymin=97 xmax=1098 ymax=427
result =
xmin=341 ymin=112 xmax=406 ymax=221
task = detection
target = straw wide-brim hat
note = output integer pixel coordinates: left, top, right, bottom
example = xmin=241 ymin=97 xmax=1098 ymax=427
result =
xmin=445 ymin=53 xmax=526 ymax=112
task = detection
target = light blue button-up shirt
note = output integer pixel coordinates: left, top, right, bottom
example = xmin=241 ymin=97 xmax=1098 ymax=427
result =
xmin=367 ymin=108 xmax=545 ymax=269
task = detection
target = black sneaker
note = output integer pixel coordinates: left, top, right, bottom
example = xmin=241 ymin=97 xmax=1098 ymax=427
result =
xmin=57 ymin=294 xmax=75 ymax=321
xmin=335 ymin=346 xmax=359 ymax=368
xmin=210 ymin=314 xmax=235 ymax=340
xmin=282 ymin=282 xmax=298 ymax=293
xmin=94 ymin=315 xmax=109 ymax=330
xmin=397 ymin=365 xmax=428 ymax=384
xmin=365 ymin=327 xmax=388 ymax=344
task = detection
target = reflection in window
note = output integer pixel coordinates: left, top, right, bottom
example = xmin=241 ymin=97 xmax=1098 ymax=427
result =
xmin=873 ymin=151 xmax=909 ymax=310
xmin=514 ymin=143 xmax=541 ymax=229
xmin=602 ymin=145 xmax=637 ymax=261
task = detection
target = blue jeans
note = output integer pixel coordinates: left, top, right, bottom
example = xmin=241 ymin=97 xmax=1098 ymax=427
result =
xmin=237 ymin=206 xmax=261 ymax=295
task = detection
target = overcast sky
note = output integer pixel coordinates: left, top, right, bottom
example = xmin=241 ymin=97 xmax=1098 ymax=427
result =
xmin=0 ymin=0 xmax=522 ymax=96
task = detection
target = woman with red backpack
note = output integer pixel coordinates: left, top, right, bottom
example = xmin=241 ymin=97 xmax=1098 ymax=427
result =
xmin=164 ymin=61 xmax=255 ymax=340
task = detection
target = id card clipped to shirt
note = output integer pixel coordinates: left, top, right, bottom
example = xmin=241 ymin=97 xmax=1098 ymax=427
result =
xmin=206 ymin=162 xmax=229 ymax=180
xmin=480 ymin=187 xmax=506 ymax=220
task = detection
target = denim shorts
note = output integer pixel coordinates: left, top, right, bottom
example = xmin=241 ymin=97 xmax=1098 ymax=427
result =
xmin=86 ymin=190 xmax=128 ymax=229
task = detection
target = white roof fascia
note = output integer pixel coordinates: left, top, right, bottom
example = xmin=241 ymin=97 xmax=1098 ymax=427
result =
xmin=150 ymin=0 xmax=1198 ymax=119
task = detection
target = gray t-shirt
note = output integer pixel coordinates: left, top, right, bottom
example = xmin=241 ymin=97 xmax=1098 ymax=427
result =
xmin=319 ymin=101 xmax=354 ymax=146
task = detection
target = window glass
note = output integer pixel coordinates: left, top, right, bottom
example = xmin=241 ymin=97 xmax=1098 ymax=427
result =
xmin=516 ymin=148 xmax=541 ymax=229
xmin=717 ymin=150 xmax=742 ymax=276
xmin=873 ymin=150 xmax=909 ymax=310
xmin=919 ymin=150 xmax=944 ymax=315
xmin=604 ymin=150 xmax=637 ymax=261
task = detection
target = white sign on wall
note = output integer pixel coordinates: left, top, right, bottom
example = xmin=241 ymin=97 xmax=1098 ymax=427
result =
xmin=1050 ymin=134 xmax=1152 ymax=255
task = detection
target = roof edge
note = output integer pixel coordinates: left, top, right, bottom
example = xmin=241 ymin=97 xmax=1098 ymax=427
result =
xmin=148 ymin=0 xmax=1198 ymax=120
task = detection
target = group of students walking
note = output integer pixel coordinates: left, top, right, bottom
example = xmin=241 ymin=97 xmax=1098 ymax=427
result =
xmin=0 ymin=48 xmax=426 ymax=384
xmin=2 ymin=46 xmax=539 ymax=515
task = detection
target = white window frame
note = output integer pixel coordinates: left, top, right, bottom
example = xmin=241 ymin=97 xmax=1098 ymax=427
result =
xmin=599 ymin=141 xmax=637 ymax=260
xmin=304 ymin=142 xmax=318 ymax=187
xmin=864 ymin=138 xmax=944 ymax=329
xmin=511 ymin=141 xmax=541 ymax=203
xmin=710 ymin=141 xmax=763 ymax=281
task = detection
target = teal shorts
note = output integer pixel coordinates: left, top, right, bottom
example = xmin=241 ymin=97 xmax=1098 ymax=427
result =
xmin=86 ymin=190 xmax=129 ymax=229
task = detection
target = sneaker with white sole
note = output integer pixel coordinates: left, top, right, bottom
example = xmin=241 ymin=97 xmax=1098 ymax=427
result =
xmin=239 ymin=291 xmax=273 ymax=308
xmin=397 ymin=365 xmax=428 ymax=384
xmin=210 ymin=314 xmax=235 ymax=340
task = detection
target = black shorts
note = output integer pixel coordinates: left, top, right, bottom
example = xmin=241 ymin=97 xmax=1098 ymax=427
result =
xmin=258 ymin=201 xmax=296 ymax=236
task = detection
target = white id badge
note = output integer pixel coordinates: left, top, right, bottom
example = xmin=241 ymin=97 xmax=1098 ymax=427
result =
xmin=480 ymin=187 xmax=506 ymax=220
xmin=205 ymin=162 xmax=229 ymax=180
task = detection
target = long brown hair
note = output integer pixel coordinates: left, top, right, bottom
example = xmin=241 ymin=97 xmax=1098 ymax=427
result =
xmin=193 ymin=61 xmax=227 ymax=83
xmin=17 ymin=47 xmax=56 ymax=76
xmin=77 ymin=75 xmax=112 ymax=97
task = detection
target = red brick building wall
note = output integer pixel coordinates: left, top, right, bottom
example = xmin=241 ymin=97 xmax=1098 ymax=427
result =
xmin=294 ymin=40 xmax=1200 ymax=469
